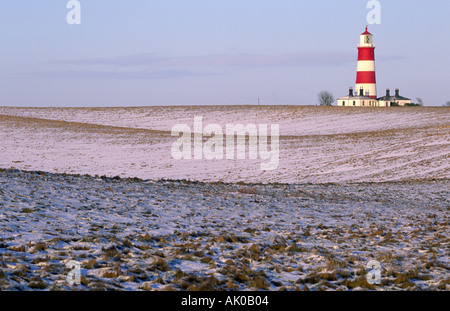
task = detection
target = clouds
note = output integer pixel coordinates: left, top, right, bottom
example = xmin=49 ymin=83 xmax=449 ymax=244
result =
xmin=33 ymin=51 xmax=359 ymax=80
xmin=25 ymin=50 xmax=407 ymax=80
xmin=30 ymin=68 xmax=212 ymax=80
xmin=55 ymin=51 xmax=356 ymax=67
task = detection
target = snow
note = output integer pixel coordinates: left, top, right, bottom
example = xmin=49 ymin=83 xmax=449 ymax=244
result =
xmin=0 ymin=106 xmax=448 ymax=291
xmin=0 ymin=169 xmax=448 ymax=290
xmin=0 ymin=106 xmax=448 ymax=183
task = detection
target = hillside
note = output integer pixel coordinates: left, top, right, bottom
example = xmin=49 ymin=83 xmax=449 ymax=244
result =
xmin=0 ymin=106 xmax=448 ymax=183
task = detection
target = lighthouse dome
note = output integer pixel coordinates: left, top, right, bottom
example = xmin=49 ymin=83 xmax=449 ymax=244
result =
xmin=361 ymin=27 xmax=372 ymax=36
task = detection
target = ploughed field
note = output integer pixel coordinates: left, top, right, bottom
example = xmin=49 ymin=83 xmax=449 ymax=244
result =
xmin=0 ymin=169 xmax=448 ymax=291
xmin=0 ymin=106 xmax=448 ymax=183
xmin=0 ymin=106 xmax=448 ymax=291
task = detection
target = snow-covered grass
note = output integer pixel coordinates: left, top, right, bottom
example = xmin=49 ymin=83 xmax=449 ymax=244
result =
xmin=0 ymin=169 xmax=448 ymax=291
xmin=0 ymin=106 xmax=448 ymax=291
xmin=0 ymin=106 xmax=448 ymax=183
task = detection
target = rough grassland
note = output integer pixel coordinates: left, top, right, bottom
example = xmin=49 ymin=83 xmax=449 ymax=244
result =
xmin=0 ymin=169 xmax=448 ymax=291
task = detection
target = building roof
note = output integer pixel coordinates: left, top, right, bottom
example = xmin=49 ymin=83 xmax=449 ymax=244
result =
xmin=338 ymin=95 xmax=374 ymax=100
xmin=393 ymin=95 xmax=411 ymax=101
xmin=377 ymin=95 xmax=411 ymax=101
xmin=377 ymin=95 xmax=393 ymax=101
xmin=361 ymin=26 xmax=372 ymax=36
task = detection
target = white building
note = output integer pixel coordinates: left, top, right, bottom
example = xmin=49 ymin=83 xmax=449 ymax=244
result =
xmin=338 ymin=87 xmax=411 ymax=107
xmin=338 ymin=88 xmax=380 ymax=107
xmin=377 ymin=88 xmax=411 ymax=107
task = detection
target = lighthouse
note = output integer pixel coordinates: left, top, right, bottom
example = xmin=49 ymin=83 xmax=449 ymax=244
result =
xmin=355 ymin=27 xmax=377 ymax=99
xmin=337 ymin=27 xmax=412 ymax=107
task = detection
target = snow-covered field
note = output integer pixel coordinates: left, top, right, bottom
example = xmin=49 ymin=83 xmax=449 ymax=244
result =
xmin=0 ymin=106 xmax=448 ymax=183
xmin=0 ymin=169 xmax=448 ymax=291
xmin=0 ymin=106 xmax=449 ymax=291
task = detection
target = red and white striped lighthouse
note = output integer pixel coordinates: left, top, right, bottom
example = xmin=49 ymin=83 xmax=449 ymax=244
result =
xmin=355 ymin=27 xmax=376 ymax=99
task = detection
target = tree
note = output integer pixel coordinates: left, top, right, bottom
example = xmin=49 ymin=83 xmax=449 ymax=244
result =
xmin=318 ymin=91 xmax=334 ymax=106
xmin=445 ymin=101 xmax=450 ymax=107
xmin=416 ymin=97 xmax=424 ymax=106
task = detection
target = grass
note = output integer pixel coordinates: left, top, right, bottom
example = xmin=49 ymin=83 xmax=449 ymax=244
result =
xmin=28 ymin=277 xmax=47 ymax=289
xmin=101 ymin=245 xmax=121 ymax=260
xmin=33 ymin=242 xmax=48 ymax=252
xmin=0 ymin=164 xmax=448 ymax=291
xmin=250 ymin=276 xmax=269 ymax=290
xmin=200 ymin=256 xmax=214 ymax=264
xmin=325 ymin=258 xmax=348 ymax=270
xmin=149 ymin=258 xmax=170 ymax=272
xmin=340 ymin=276 xmax=376 ymax=290
xmin=8 ymin=245 xmax=27 ymax=252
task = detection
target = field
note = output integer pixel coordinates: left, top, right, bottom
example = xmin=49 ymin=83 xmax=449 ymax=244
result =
xmin=0 ymin=106 xmax=449 ymax=291
xmin=0 ymin=106 xmax=448 ymax=183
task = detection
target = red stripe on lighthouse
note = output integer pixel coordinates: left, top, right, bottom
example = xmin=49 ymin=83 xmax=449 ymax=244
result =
xmin=357 ymin=47 xmax=375 ymax=61
xmin=356 ymin=71 xmax=376 ymax=84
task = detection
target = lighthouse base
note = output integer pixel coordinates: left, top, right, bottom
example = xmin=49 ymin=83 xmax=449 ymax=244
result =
xmin=355 ymin=83 xmax=377 ymax=99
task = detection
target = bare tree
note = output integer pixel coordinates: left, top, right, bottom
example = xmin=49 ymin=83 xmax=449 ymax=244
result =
xmin=318 ymin=91 xmax=334 ymax=106
xmin=416 ymin=97 xmax=424 ymax=106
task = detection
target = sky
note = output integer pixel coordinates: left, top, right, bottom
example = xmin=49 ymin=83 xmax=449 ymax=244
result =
xmin=0 ymin=0 xmax=449 ymax=107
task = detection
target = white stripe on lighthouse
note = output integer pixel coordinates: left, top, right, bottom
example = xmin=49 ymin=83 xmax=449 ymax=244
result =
xmin=356 ymin=60 xmax=375 ymax=72
xmin=355 ymin=83 xmax=376 ymax=97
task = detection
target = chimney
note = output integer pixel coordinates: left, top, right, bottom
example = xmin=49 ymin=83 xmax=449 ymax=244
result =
xmin=359 ymin=88 xmax=364 ymax=96
xmin=386 ymin=88 xmax=390 ymax=97
xmin=395 ymin=88 xmax=400 ymax=97
xmin=349 ymin=87 xmax=354 ymax=97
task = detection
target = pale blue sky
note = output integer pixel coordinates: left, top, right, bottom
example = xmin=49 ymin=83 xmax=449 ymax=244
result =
xmin=0 ymin=0 xmax=449 ymax=107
